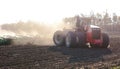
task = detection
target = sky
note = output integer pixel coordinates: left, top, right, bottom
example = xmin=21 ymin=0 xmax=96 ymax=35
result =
xmin=0 ymin=0 xmax=120 ymax=24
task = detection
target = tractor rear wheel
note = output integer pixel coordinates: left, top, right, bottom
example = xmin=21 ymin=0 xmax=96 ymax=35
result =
xmin=65 ymin=31 xmax=77 ymax=48
xmin=53 ymin=31 xmax=65 ymax=46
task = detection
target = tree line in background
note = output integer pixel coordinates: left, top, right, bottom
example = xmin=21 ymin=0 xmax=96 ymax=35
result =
xmin=63 ymin=11 xmax=120 ymax=32
xmin=63 ymin=12 xmax=120 ymax=25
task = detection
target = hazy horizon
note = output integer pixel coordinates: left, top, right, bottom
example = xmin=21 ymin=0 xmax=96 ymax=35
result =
xmin=0 ymin=0 xmax=120 ymax=24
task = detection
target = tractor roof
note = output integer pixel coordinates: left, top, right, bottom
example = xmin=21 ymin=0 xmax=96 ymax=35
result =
xmin=90 ymin=25 xmax=100 ymax=28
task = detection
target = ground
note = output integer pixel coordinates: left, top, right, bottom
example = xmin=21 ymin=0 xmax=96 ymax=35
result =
xmin=0 ymin=33 xmax=120 ymax=69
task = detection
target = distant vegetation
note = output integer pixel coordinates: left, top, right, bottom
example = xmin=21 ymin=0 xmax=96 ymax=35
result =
xmin=63 ymin=11 xmax=120 ymax=25
xmin=1 ymin=11 xmax=120 ymax=33
xmin=63 ymin=12 xmax=120 ymax=32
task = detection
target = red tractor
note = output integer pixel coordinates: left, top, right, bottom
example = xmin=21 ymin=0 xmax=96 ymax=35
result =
xmin=53 ymin=17 xmax=109 ymax=48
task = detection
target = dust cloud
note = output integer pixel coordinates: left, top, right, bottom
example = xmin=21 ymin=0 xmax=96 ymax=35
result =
xmin=0 ymin=21 xmax=66 ymax=46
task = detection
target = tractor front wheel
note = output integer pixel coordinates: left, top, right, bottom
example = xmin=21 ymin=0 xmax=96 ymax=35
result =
xmin=91 ymin=33 xmax=110 ymax=48
xmin=101 ymin=33 xmax=109 ymax=48
xmin=76 ymin=32 xmax=86 ymax=47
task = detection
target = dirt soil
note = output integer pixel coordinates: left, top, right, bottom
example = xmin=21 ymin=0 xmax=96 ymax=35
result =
xmin=0 ymin=34 xmax=120 ymax=69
